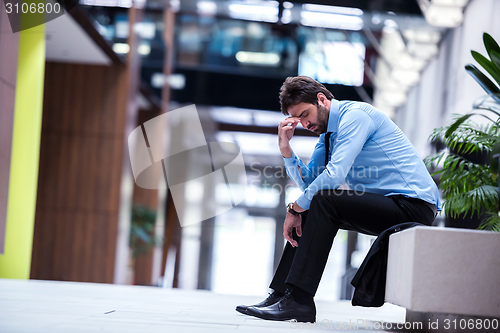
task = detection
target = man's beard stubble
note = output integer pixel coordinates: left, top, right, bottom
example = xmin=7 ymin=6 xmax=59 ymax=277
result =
xmin=314 ymin=104 xmax=330 ymax=134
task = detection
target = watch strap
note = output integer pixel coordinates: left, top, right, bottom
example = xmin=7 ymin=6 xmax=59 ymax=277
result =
xmin=287 ymin=202 xmax=301 ymax=216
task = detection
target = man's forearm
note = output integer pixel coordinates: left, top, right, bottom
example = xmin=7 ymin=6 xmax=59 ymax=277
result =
xmin=280 ymin=145 xmax=293 ymax=158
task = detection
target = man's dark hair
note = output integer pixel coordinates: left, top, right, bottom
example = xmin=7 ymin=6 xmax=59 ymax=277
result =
xmin=279 ymin=76 xmax=334 ymax=115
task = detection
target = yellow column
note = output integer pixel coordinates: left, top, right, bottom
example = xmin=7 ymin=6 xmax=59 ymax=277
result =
xmin=0 ymin=16 xmax=45 ymax=279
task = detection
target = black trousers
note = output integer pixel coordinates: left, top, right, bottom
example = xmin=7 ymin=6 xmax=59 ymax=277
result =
xmin=269 ymin=189 xmax=436 ymax=296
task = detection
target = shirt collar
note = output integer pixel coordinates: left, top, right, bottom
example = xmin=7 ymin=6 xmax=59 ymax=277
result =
xmin=327 ymin=99 xmax=340 ymax=134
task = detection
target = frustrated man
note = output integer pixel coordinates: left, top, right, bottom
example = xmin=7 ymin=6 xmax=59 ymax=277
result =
xmin=236 ymin=76 xmax=440 ymax=322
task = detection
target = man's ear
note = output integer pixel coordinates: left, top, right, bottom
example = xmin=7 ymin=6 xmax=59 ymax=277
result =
xmin=317 ymin=92 xmax=327 ymax=106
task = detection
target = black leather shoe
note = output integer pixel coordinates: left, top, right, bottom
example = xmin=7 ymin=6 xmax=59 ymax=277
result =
xmin=235 ymin=291 xmax=282 ymax=315
xmin=245 ymin=291 xmax=316 ymax=322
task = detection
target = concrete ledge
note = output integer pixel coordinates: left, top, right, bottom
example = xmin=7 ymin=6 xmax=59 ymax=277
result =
xmin=385 ymin=226 xmax=500 ymax=318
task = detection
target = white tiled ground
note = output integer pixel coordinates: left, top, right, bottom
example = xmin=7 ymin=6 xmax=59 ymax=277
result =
xmin=0 ymin=279 xmax=407 ymax=333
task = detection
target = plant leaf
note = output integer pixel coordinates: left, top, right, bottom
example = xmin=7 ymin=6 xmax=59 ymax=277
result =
xmin=445 ymin=114 xmax=473 ymax=138
xmin=465 ymin=64 xmax=500 ymax=103
xmin=491 ymin=51 xmax=500 ymax=74
xmin=479 ymin=212 xmax=500 ymax=231
xmin=471 ymin=51 xmax=500 ymax=85
xmin=475 ymin=106 xmax=500 ymax=118
xmin=483 ymin=32 xmax=500 ymax=63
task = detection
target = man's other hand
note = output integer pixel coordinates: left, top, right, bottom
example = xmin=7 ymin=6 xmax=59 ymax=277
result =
xmin=283 ymin=212 xmax=302 ymax=247
xmin=278 ymin=117 xmax=300 ymax=158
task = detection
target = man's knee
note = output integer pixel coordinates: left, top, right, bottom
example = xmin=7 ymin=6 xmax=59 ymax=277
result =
xmin=313 ymin=189 xmax=344 ymax=200
xmin=309 ymin=190 xmax=344 ymax=223
xmin=311 ymin=189 xmax=356 ymax=209
xmin=311 ymin=189 xmax=338 ymax=207
xmin=311 ymin=190 xmax=326 ymax=204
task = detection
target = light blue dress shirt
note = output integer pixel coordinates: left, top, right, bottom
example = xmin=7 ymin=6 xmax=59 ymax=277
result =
xmin=284 ymin=99 xmax=441 ymax=211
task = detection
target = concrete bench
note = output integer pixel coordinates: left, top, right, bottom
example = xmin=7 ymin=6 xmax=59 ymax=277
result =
xmin=385 ymin=226 xmax=500 ymax=332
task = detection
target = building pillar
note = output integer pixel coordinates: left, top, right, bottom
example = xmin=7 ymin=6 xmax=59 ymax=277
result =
xmin=0 ymin=18 xmax=45 ymax=279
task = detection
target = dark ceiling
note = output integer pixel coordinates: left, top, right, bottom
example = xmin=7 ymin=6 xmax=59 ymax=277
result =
xmin=171 ymin=67 xmax=373 ymax=111
xmin=285 ymin=0 xmax=422 ymax=16
xmin=85 ymin=0 xmax=424 ymax=111
xmin=167 ymin=0 xmax=422 ymax=110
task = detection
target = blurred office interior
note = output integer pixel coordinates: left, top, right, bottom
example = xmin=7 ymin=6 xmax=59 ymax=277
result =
xmin=0 ymin=0 xmax=498 ymax=302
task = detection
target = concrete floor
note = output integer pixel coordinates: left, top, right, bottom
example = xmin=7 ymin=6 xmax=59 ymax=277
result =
xmin=0 ymin=278 xmax=409 ymax=332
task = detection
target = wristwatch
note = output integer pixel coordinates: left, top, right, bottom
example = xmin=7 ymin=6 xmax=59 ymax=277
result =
xmin=286 ymin=202 xmax=302 ymax=216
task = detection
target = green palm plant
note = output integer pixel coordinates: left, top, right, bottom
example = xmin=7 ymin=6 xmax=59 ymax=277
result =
xmin=424 ymin=33 xmax=500 ymax=232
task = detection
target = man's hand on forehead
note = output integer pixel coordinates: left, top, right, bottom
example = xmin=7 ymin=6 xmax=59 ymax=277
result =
xmin=286 ymin=117 xmax=300 ymax=126
xmin=278 ymin=117 xmax=300 ymax=156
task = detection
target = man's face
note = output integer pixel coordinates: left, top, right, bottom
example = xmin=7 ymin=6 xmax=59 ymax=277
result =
xmin=287 ymin=102 xmax=330 ymax=135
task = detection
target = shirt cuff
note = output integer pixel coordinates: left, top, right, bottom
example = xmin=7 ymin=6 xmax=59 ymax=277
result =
xmin=296 ymin=194 xmax=311 ymax=210
xmin=283 ymin=151 xmax=299 ymax=167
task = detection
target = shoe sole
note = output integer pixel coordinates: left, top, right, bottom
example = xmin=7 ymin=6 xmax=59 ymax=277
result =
xmin=235 ymin=302 xmax=280 ymax=316
xmin=246 ymin=310 xmax=315 ymax=323
xmin=264 ymin=315 xmax=315 ymax=323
